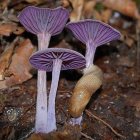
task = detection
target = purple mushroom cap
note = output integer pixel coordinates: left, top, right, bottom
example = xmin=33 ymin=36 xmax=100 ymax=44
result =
xmin=66 ymin=19 xmax=121 ymax=46
xmin=18 ymin=6 xmax=69 ymax=35
xmin=29 ymin=48 xmax=86 ymax=71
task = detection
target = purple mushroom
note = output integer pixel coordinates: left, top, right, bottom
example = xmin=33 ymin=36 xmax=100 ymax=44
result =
xmin=29 ymin=48 xmax=86 ymax=133
xmin=18 ymin=6 xmax=69 ymax=51
xmin=66 ymin=19 xmax=121 ymax=67
xmin=66 ymin=20 xmax=121 ymax=125
xmin=18 ymin=6 xmax=69 ymax=133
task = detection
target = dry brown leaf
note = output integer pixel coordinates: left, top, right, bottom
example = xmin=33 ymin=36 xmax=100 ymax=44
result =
xmin=83 ymin=0 xmax=96 ymax=18
xmin=25 ymin=0 xmax=44 ymax=4
xmin=70 ymin=0 xmax=85 ymax=21
xmin=13 ymin=26 xmax=25 ymax=35
xmin=100 ymin=0 xmax=140 ymax=19
xmin=61 ymin=0 xmax=70 ymax=8
xmin=0 ymin=39 xmax=36 ymax=89
xmin=0 ymin=38 xmax=18 ymax=80
xmin=6 ymin=39 xmax=36 ymax=86
xmin=93 ymin=10 xmax=102 ymax=21
xmin=27 ymin=133 xmax=46 ymax=140
xmin=101 ymin=9 xmax=112 ymax=23
xmin=28 ymin=125 xmax=81 ymax=140
xmin=0 ymin=0 xmax=11 ymax=10
xmin=120 ymin=31 xmax=135 ymax=47
xmin=0 ymin=23 xmax=17 ymax=36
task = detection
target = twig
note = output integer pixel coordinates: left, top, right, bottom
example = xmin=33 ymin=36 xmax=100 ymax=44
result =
xmin=85 ymin=109 xmax=126 ymax=139
xmin=18 ymin=128 xmax=34 ymax=140
xmin=81 ymin=132 xmax=95 ymax=140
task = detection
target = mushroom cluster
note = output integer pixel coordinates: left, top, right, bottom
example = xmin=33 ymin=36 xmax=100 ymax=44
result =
xmin=18 ymin=6 xmax=121 ymax=135
xmin=18 ymin=6 xmax=70 ymax=133
xmin=30 ymin=48 xmax=86 ymax=133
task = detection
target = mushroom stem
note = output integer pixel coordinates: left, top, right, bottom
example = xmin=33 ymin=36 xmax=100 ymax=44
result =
xmin=47 ymin=59 xmax=62 ymax=133
xmin=69 ymin=116 xmax=83 ymax=126
xmin=37 ymin=33 xmax=51 ymax=51
xmin=35 ymin=70 xmax=48 ymax=133
xmin=85 ymin=40 xmax=96 ymax=68
xmin=35 ymin=33 xmax=51 ymax=133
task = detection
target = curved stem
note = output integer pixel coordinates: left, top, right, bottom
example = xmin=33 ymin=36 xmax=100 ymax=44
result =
xmin=47 ymin=59 xmax=62 ymax=133
xmin=85 ymin=40 xmax=96 ymax=68
xmin=35 ymin=33 xmax=51 ymax=133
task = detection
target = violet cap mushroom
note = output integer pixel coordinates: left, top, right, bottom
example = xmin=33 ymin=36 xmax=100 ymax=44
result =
xmin=18 ymin=6 xmax=69 ymax=51
xmin=18 ymin=6 xmax=69 ymax=133
xmin=66 ymin=19 xmax=121 ymax=67
xmin=29 ymin=48 xmax=86 ymax=133
xmin=66 ymin=19 xmax=121 ymax=125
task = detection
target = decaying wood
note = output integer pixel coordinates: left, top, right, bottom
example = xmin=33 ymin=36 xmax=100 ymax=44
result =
xmin=0 ymin=39 xmax=36 ymax=89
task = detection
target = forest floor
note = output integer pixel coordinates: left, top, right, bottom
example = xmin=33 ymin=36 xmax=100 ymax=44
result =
xmin=0 ymin=0 xmax=140 ymax=140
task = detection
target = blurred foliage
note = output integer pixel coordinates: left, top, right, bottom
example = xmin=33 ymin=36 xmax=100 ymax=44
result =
xmin=95 ymin=2 xmax=105 ymax=12
xmin=134 ymin=0 xmax=140 ymax=6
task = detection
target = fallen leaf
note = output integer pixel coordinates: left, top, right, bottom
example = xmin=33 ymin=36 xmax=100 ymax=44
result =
xmin=101 ymin=9 xmax=112 ymax=23
xmin=0 ymin=38 xmax=18 ymax=80
xmin=83 ymin=0 xmax=96 ymax=19
xmin=61 ymin=0 xmax=70 ymax=8
xmin=93 ymin=10 xmax=102 ymax=21
xmin=13 ymin=26 xmax=25 ymax=35
xmin=0 ymin=23 xmax=17 ymax=36
xmin=0 ymin=39 xmax=36 ymax=89
xmin=28 ymin=125 xmax=81 ymax=140
xmin=6 ymin=39 xmax=36 ymax=86
xmin=100 ymin=0 xmax=140 ymax=19
xmin=25 ymin=0 xmax=44 ymax=4
xmin=120 ymin=31 xmax=135 ymax=47
xmin=70 ymin=0 xmax=85 ymax=21
xmin=0 ymin=0 xmax=10 ymax=10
